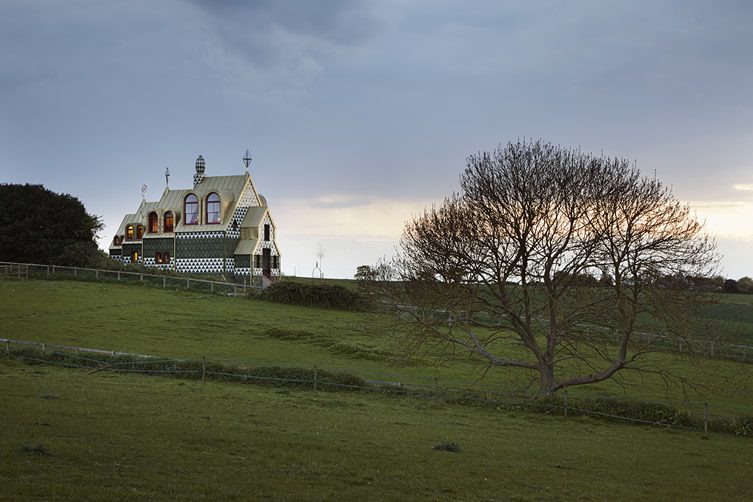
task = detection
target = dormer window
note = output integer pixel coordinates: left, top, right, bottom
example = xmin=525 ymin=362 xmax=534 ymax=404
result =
xmin=185 ymin=194 xmax=199 ymax=225
xmin=264 ymin=224 xmax=270 ymax=241
xmin=164 ymin=211 xmax=174 ymax=232
xmin=136 ymin=224 xmax=144 ymax=239
xmin=148 ymin=212 xmax=158 ymax=233
xmin=206 ymin=193 xmax=221 ymax=224
xmin=126 ymin=225 xmax=134 ymax=240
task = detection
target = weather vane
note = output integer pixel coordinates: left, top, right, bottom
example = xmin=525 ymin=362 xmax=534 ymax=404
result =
xmin=165 ymin=167 xmax=170 ymax=188
xmin=141 ymin=184 xmax=148 ymax=200
xmin=243 ymin=149 xmax=252 ymax=173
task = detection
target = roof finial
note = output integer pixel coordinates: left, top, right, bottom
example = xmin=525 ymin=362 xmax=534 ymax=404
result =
xmin=194 ymin=155 xmax=206 ymax=185
xmin=243 ymin=149 xmax=252 ymax=173
xmin=165 ymin=167 xmax=170 ymax=188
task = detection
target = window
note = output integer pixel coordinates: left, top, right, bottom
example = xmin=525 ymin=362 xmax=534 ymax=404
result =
xmin=272 ymin=255 xmax=278 ymax=269
xmin=254 ymin=254 xmax=261 ymax=268
xmin=136 ymin=224 xmax=144 ymax=239
xmin=155 ymin=252 xmax=163 ymax=264
xmin=126 ymin=225 xmax=134 ymax=240
xmin=113 ymin=235 xmax=122 ymax=246
xmin=264 ymin=224 xmax=270 ymax=241
xmin=164 ymin=252 xmax=170 ymax=264
xmin=185 ymin=194 xmax=199 ymax=225
xmin=164 ymin=211 xmax=174 ymax=233
xmin=206 ymin=193 xmax=221 ymax=224
xmin=148 ymin=212 xmax=158 ymax=233
xmin=131 ymin=250 xmax=139 ymax=263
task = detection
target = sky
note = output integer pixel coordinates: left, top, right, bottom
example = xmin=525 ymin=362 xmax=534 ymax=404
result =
xmin=2 ymin=0 xmax=753 ymax=279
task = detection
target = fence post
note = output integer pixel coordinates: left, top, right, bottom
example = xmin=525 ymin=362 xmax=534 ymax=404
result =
xmin=202 ymin=356 xmax=206 ymax=383
xmin=313 ymin=366 xmax=318 ymax=391
xmin=186 ymin=279 xmax=190 ymax=289
xmin=17 ymin=265 xmax=21 ymax=280
xmin=74 ymin=267 xmax=77 ymax=277
xmin=703 ymin=402 xmax=709 ymax=435
xmin=117 ymin=271 xmax=121 ymax=281
xmin=163 ymin=276 xmax=166 ymax=289
xmin=564 ymin=388 xmax=569 ymax=417
xmin=211 ymin=282 xmax=214 ymax=293
xmin=234 ymin=285 xmax=237 ymax=296
xmin=41 ymin=343 xmax=46 ymax=355
xmin=46 ymin=265 xmax=50 ymax=279
xmin=140 ymin=274 xmax=143 ymax=282
xmin=96 ymin=269 xmax=99 ymax=280
xmin=5 ymin=340 xmax=9 ymax=358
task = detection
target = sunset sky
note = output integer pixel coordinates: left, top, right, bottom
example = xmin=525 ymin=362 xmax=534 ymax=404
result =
xmin=2 ymin=0 xmax=753 ymax=278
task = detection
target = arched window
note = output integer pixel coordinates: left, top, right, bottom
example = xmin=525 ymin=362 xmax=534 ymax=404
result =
xmin=206 ymin=193 xmax=221 ymax=224
xmin=126 ymin=225 xmax=134 ymax=240
xmin=136 ymin=224 xmax=144 ymax=239
xmin=164 ymin=252 xmax=171 ymax=264
xmin=185 ymin=194 xmax=199 ymax=225
xmin=164 ymin=211 xmax=174 ymax=232
xmin=113 ymin=235 xmax=121 ymax=246
xmin=148 ymin=212 xmax=158 ymax=233
xmin=155 ymin=252 xmax=163 ymax=264
xmin=131 ymin=250 xmax=139 ymax=263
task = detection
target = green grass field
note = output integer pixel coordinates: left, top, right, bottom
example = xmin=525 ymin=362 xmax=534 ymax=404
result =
xmin=2 ymin=360 xmax=752 ymax=501
xmin=2 ymin=278 xmax=753 ymax=499
xmin=2 ymin=279 xmax=753 ymax=417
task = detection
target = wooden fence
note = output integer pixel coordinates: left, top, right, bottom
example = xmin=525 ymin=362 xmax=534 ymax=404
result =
xmin=0 ymin=261 xmax=261 ymax=296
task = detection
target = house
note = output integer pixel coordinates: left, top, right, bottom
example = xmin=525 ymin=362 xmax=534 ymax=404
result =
xmin=109 ymin=155 xmax=281 ymax=279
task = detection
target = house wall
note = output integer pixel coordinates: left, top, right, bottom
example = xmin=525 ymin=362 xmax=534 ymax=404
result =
xmin=143 ymin=237 xmax=175 ymax=269
xmin=174 ymin=231 xmax=239 ymax=274
xmin=121 ymin=243 xmax=142 ymax=264
xmin=234 ymin=254 xmax=252 ymax=276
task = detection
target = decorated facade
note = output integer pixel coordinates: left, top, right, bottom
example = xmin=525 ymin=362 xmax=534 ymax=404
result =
xmin=109 ymin=155 xmax=281 ymax=278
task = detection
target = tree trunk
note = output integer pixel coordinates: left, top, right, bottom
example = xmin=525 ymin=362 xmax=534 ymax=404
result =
xmin=539 ymin=362 xmax=555 ymax=396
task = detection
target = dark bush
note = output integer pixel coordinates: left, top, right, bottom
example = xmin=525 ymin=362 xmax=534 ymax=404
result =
xmin=262 ymin=281 xmax=363 ymax=310
xmin=573 ymin=396 xmax=693 ymax=427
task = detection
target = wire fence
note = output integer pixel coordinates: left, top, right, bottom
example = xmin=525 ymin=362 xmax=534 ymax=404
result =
xmin=0 ymin=261 xmax=261 ymax=296
xmin=2 ymin=337 xmax=751 ymax=438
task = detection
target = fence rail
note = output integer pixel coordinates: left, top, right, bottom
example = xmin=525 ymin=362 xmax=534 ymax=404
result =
xmin=2 ymin=337 xmax=751 ymax=437
xmin=0 ymin=261 xmax=261 ymax=295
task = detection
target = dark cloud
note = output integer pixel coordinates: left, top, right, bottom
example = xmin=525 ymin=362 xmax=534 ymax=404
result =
xmin=188 ymin=0 xmax=380 ymax=43
xmin=184 ymin=0 xmax=382 ymax=70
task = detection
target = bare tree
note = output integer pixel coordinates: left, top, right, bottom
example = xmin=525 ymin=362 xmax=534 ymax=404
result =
xmin=372 ymin=140 xmax=718 ymax=395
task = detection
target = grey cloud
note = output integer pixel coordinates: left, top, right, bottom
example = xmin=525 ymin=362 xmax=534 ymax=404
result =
xmin=186 ymin=0 xmax=382 ymax=50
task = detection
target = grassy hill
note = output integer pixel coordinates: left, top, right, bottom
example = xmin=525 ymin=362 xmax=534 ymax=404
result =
xmin=3 ymin=279 xmax=753 ymax=415
xmin=2 ymin=277 xmax=753 ymax=499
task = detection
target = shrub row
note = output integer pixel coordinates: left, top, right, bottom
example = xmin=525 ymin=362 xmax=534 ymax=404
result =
xmin=261 ymin=281 xmax=364 ymax=310
xmin=9 ymin=348 xmax=366 ymax=392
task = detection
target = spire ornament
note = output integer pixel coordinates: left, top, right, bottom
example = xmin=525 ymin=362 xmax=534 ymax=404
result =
xmin=243 ymin=149 xmax=252 ymax=173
